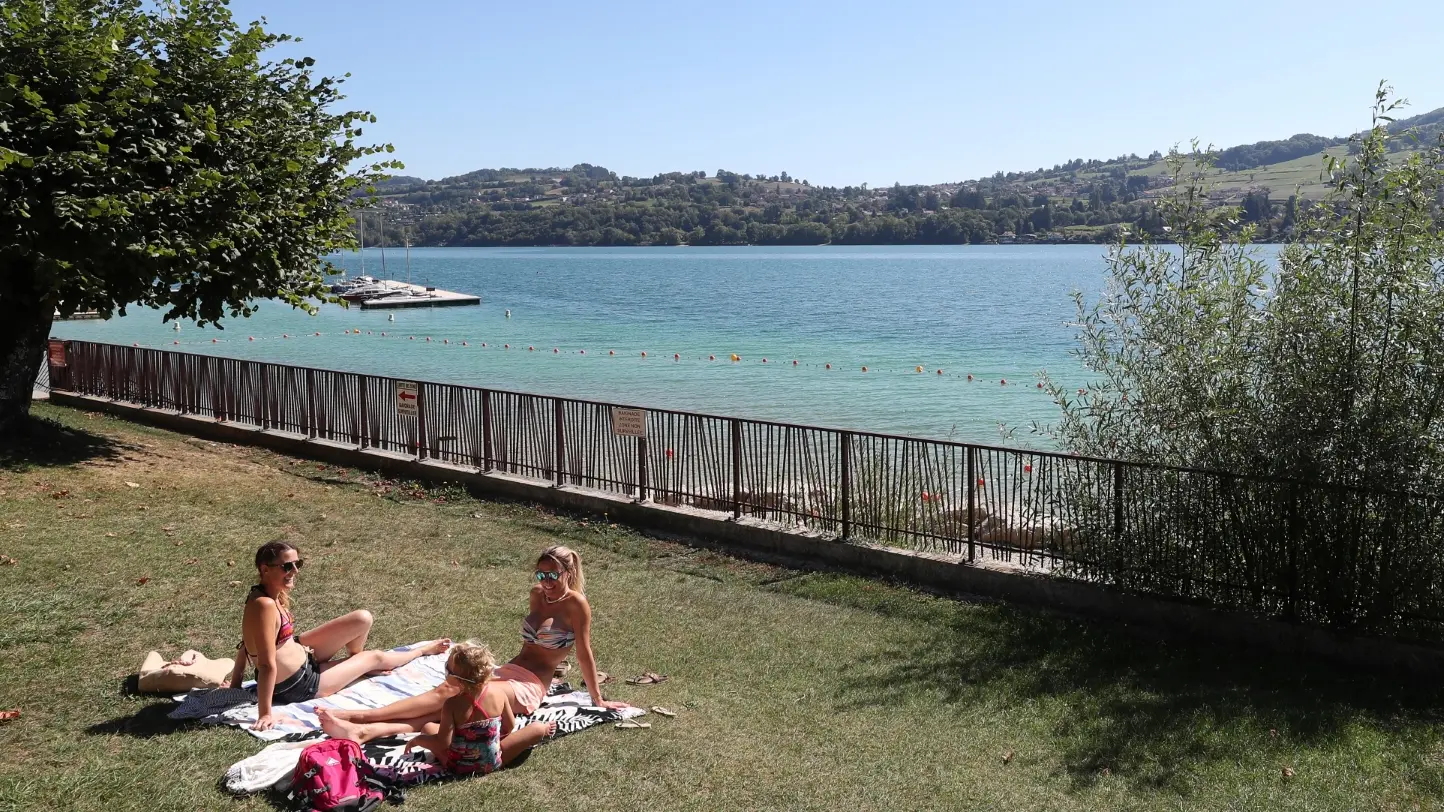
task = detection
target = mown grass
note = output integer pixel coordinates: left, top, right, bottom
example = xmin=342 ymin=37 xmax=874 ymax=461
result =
xmin=3 ymin=402 xmax=1444 ymax=811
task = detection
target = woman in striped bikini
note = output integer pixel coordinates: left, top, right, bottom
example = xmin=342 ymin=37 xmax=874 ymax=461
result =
xmin=229 ymin=540 xmax=451 ymax=731
xmin=318 ymin=544 xmax=628 ymax=743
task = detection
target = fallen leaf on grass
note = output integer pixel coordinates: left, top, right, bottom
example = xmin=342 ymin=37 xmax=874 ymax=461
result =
xmin=227 ymin=560 xmax=235 ymax=567
xmin=124 ymin=482 xmax=140 ymax=488
xmin=7 ymin=523 xmax=24 ymax=530
xmin=471 ymin=512 xmax=482 ymax=519
xmin=1282 ymin=766 xmax=1295 ymax=779
xmin=105 ymin=532 xmax=117 ymax=538
xmin=173 ymin=540 xmax=184 ymax=546
xmin=1100 ymin=767 xmax=1111 ymax=777
xmin=136 ymin=577 xmax=150 ymax=585
xmin=51 ymin=490 xmax=69 ymax=499
xmin=1002 ymin=750 xmax=1014 ymax=764
xmin=229 ymin=580 xmax=242 ymax=587
xmin=0 ymin=555 xmax=17 ymax=566
xmin=184 ymin=558 xmax=198 ymax=565
xmin=162 ymin=524 xmax=176 ymax=533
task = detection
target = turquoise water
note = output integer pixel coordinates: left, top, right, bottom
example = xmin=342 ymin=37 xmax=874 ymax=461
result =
xmin=52 ymin=245 xmax=1115 ymax=445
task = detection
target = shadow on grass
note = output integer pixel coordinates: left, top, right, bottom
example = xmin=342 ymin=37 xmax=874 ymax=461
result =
xmin=86 ymin=702 xmax=190 ymax=739
xmin=805 ymin=576 xmax=1444 ymax=796
xmin=0 ymin=413 xmax=122 ymax=471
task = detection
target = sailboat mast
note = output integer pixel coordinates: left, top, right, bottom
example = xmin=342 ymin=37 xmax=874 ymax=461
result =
xmin=358 ymin=209 xmax=365 ymax=276
xmin=405 ymin=230 xmax=412 ymax=286
xmin=379 ymin=209 xmax=388 ymax=277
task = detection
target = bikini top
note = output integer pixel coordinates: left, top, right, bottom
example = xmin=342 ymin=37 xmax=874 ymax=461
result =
xmin=521 ymin=615 xmax=575 ymax=650
xmin=242 ymin=586 xmax=295 ymax=656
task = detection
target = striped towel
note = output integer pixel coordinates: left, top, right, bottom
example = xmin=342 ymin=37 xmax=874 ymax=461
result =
xmin=181 ymin=642 xmax=449 ymax=741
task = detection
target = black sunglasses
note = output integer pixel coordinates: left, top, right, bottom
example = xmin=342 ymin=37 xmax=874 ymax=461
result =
xmin=533 ymin=570 xmax=562 ymax=582
xmin=278 ymin=559 xmax=304 ymax=574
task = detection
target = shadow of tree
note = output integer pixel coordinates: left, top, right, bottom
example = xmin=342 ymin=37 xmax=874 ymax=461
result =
xmin=86 ymin=702 xmax=190 ymax=739
xmin=0 ymin=413 xmax=122 ymax=471
xmin=826 ymin=587 xmax=1444 ymax=796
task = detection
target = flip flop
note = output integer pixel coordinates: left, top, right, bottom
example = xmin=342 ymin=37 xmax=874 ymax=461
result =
xmin=649 ymin=706 xmax=677 ymax=718
xmin=626 ymin=672 xmax=669 ymax=685
xmin=614 ymin=720 xmax=651 ymax=729
xmin=0 ymin=709 xmax=18 ymax=723
xmin=553 ymin=662 xmax=572 ymax=679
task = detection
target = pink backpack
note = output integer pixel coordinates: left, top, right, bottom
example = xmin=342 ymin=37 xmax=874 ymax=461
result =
xmin=288 ymin=738 xmax=395 ymax=811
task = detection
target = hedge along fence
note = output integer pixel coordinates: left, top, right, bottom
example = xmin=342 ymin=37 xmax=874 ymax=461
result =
xmin=52 ymin=339 xmax=1444 ymax=645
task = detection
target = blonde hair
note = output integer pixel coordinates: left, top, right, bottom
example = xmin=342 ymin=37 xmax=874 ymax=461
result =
xmin=539 ymin=545 xmax=585 ymax=595
xmin=446 ymin=641 xmax=495 ymax=692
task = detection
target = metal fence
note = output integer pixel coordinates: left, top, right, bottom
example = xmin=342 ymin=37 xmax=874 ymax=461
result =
xmin=52 ymin=340 xmax=1444 ymax=644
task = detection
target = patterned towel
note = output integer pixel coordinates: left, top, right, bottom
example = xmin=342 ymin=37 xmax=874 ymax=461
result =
xmin=222 ymin=682 xmax=645 ymax=794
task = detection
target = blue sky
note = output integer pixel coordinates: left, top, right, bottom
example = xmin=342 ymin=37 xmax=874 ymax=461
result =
xmin=232 ymin=0 xmax=1444 ymax=187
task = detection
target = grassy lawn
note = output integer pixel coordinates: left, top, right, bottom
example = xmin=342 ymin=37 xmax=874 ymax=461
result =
xmin=4 ymin=402 xmax=1444 ymax=811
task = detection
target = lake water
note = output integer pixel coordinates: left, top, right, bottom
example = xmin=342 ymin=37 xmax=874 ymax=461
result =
xmin=52 ymin=245 xmax=1118 ymax=445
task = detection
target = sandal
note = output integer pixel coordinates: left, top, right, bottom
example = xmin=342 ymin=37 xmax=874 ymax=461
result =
xmin=614 ymin=720 xmax=651 ymax=729
xmin=626 ymin=672 xmax=669 ymax=685
xmin=649 ymin=706 xmax=677 ymax=718
xmin=553 ymin=662 xmax=572 ymax=679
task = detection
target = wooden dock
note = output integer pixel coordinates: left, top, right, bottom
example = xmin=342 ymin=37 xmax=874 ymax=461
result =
xmin=358 ymin=281 xmax=481 ymax=309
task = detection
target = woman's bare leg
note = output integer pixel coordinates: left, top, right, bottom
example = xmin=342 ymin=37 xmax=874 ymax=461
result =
xmin=318 ymin=707 xmax=437 ymax=744
xmin=327 ymin=682 xmax=459 ymax=724
xmin=316 ymin=640 xmax=451 ymax=697
xmin=500 ymin=721 xmax=556 ymax=766
xmin=299 ymin=610 xmax=375 ymax=662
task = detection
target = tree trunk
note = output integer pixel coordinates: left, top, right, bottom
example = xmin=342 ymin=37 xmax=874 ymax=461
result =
xmin=0 ymin=290 xmax=55 ymax=436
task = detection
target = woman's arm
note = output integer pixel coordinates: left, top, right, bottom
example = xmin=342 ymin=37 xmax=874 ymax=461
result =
xmin=573 ymin=597 xmax=628 ymax=710
xmin=243 ymin=598 xmax=281 ymax=729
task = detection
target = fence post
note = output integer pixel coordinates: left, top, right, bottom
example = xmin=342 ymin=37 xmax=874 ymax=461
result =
xmin=967 ymin=445 xmax=977 ymax=563
xmin=731 ymin=418 xmax=742 ymax=519
xmin=553 ymin=399 xmax=565 ymax=487
xmin=1112 ymin=461 xmax=1125 ymax=546
xmin=637 ymin=435 xmax=649 ymax=502
xmin=213 ymin=359 xmax=224 ymax=421
xmin=258 ymin=361 xmax=270 ymax=427
xmin=305 ymin=368 xmax=317 ymax=439
xmin=356 ymin=376 xmax=366 ymax=448
xmin=481 ymin=390 xmax=494 ymax=472
xmin=840 ymin=432 xmax=852 ymax=540
xmin=416 ymin=383 xmax=428 ymax=460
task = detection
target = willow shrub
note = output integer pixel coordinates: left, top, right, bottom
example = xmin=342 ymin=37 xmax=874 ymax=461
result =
xmin=1035 ymin=86 xmax=1444 ymax=640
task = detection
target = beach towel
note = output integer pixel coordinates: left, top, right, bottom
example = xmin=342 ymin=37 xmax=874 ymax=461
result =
xmin=223 ymin=682 xmax=644 ymax=794
xmin=174 ymin=642 xmax=448 ymax=740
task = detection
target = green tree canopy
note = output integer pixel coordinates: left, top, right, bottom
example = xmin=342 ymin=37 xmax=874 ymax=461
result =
xmin=0 ymin=0 xmax=395 ymax=431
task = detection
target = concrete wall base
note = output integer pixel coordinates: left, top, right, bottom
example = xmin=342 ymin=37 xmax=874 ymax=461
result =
xmin=49 ymin=390 xmax=1444 ymax=674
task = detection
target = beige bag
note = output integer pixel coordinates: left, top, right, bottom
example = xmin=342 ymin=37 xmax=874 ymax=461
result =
xmin=137 ymin=650 xmax=235 ymax=693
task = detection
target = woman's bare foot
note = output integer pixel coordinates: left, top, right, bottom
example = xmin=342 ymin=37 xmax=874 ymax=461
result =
xmin=317 ymin=707 xmax=365 ymax=742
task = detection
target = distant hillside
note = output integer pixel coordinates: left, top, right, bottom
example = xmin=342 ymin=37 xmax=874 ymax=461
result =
xmin=356 ymin=106 xmax=1443 ymax=248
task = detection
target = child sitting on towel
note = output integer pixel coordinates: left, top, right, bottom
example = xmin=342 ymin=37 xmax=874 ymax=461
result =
xmin=318 ymin=641 xmax=554 ymax=774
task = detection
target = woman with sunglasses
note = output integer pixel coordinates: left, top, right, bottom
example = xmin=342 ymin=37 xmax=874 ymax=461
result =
xmin=229 ymin=540 xmax=452 ymax=731
xmin=318 ymin=544 xmax=627 ymax=742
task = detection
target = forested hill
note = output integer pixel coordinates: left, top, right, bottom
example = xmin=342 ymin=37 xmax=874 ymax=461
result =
xmin=360 ymin=107 xmax=1444 ymax=248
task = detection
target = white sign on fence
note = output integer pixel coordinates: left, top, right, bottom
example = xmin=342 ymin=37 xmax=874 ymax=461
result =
xmin=396 ymin=380 xmax=419 ymax=416
xmin=611 ymin=407 xmax=646 ymax=437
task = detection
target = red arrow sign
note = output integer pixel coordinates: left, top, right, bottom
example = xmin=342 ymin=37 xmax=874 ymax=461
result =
xmin=398 ymin=392 xmax=417 ymax=401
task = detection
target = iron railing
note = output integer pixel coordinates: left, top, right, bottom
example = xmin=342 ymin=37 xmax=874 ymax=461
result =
xmin=52 ymin=340 xmax=1444 ymax=644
